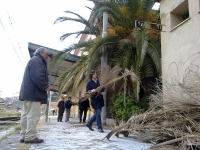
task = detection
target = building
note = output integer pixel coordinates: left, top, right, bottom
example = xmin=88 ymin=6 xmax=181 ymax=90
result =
xmin=158 ymin=0 xmax=200 ymax=82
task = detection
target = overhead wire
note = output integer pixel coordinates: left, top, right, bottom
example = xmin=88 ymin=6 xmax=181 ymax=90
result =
xmin=1 ymin=0 xmax=27 ymax=67
xmin=0 ymin=19 xmax=25 ymax=67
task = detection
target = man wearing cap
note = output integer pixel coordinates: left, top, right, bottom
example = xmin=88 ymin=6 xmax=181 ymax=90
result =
xmin=19 ymin=47 xmax=51 ymax=143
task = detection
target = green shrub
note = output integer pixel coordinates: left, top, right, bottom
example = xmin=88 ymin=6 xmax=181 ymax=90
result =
xmin=111 ymin=92 xmax=149 ymax=124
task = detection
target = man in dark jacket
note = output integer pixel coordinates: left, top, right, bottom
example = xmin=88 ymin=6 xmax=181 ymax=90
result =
xmin=64 ymin=97 xmax=76 ymax=122
xmin=19 ymin=47 xmax=51 ymax=144
xmin=86 ymin=70 xmax=104 ymax=133
xmin=57 ymin=96 xmax=65 ymax=122
xmin=79 ymin=99 xmax=90 ymax=123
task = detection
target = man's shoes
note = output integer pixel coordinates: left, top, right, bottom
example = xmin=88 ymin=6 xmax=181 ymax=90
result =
xmin=98 ymin=129 xmax=104 ymax=133
xmin=24 ymin=137 xmax=44 ymax=144
xmin=86 ymin=124 xmax=94 ymax=131
xmin=20 ymin=139 xmax=24 ymax=143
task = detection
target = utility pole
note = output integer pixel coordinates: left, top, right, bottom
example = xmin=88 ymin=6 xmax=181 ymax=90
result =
xmin=101 ymin=12 xmax=108 ymax=126
xmin=88 ymin=0 xmax=108 ymax=126
xmin=45 ymin=57 xmax=52 ymax=122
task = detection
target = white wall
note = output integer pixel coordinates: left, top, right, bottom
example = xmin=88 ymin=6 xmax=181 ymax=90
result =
xmin=160 ymin=0 xmax=200 ymax=83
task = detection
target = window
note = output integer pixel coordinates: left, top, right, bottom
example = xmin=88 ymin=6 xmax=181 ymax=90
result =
xmin=170 ymin=0 xmax=189 ymax=30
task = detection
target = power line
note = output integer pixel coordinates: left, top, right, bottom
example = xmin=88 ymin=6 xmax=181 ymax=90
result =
xmin=0 ymin=19 xmax=25 ymax=67
xmin=9 ymin=23 xmax=27 ymax=65
xmin=1 ymin=0 xmax=27 ymax=66
xmin=3 ymin=0 xmax=27 ymax=65
xmin=7 ymin=16 xmax=27 ymax=64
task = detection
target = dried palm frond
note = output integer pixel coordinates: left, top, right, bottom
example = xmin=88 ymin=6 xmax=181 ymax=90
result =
xmin=79 ymin=66 xmax=139 ymax=102
xmin=98 ymin=65 xmax=122 ymax=86
xmin=103 ymin=68 xmax=200 ymax=149
xmin=102 ymin=123 xmax=131 ymax=140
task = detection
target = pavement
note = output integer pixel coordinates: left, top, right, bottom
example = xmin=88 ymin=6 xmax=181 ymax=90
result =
xmin=0 ymin=116 xmax=152 ymax=150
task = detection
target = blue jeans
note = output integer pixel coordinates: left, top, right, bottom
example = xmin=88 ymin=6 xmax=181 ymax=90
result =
xmin=87 ymin=108 xmax=102 ymax=129
xmin=65 ymin=109 xmax=70 ymax=122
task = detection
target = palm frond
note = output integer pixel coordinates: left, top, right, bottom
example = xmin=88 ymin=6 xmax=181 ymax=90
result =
xmin=91 ymin=1 xmax=121 ymax=23
xmin=60 ymin=30 xmax=97 ymax=41
xmin=79 ymin=68 xmax=139 ymax=102
xmin=147 ymin=43 xmax=161 ymax=76
xmin=54 ymin=10 xmax=88 ymax=26
xmin=85 ymin=6 xmax=93 ymax=11
xmin=63 ymin=10 xmax=88 ymax=23
xmin=72 ymin=69 xmax=85 ymax=93
xmin=89 ymin=35 xmax=121 ymax=53
xmin=99 ymin=65 xmax=122 ymax=85
xmin=53 ymin=56 xmax=90 ymax=94
xmin=54 ymin=10 xmax=101 ymax=41
xmin=85 ymin=35 xmax=121 ymax=70
xmin=52 ymin=41 xmax=92 ymax=69
xmin=134 ymin=29 xmax=149 ymax=68
xmin=51 ymin=51 xmax=66 ymax=69
xmin=140 ymin=56 xmax=157 ymax=79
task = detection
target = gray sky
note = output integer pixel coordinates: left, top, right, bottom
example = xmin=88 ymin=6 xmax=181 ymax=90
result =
xmin=0 ymin=0 xmax=94 ymax=97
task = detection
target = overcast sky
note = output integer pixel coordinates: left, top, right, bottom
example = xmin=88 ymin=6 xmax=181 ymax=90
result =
xmin=0 ymin=0 xmax=94 ymax=97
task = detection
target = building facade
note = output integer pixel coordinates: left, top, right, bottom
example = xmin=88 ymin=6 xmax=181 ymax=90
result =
xmin=159 ymin=0 xmax=200 ymax=82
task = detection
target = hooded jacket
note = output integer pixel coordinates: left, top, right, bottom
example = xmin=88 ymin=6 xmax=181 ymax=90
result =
xmin=19 ymin=54 xmax=49 ymax=104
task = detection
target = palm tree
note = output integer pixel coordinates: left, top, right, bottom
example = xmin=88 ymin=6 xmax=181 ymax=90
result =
xmin=89 ymin=0 xmax=161 ymax=99
xmin=54 ymin=10 xmax=101 ymax=41
xmin=52 ymin=0 xmax=161 ymax=101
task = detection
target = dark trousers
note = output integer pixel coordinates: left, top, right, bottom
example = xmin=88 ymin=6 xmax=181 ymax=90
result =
xmin=57 ymin=111 xmax=63 ymax=122
xmin=79 ymin=109 xmax=88 ymax=123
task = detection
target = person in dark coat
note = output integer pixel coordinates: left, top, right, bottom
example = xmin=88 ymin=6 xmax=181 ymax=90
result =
xmin=79 ymin=99 xmax=90 ymax=123
xmin=52 ymin=110 xmax=55 ymax=116
xmin=57 ymin=96 xmax=65 ymax=122
xmin=19 ymin=47 xmax=51 ymax=143
xmin=86 ymin=70 xmax=105 ymax=133
xmin=64 ymin=97 xmax=76 ymax=122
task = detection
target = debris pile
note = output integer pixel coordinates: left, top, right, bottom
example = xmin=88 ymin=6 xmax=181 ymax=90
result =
xmin=105 ymin=71 xmax=200 ymax=149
